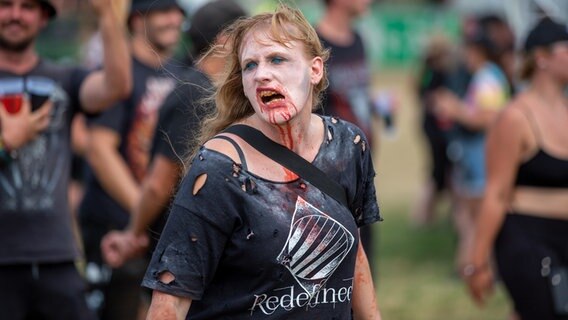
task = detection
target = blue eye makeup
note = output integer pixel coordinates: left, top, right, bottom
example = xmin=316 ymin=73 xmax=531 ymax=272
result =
xmin=243 ymin=61 xmax=257 ymax=71
xmin=271 ymin=56 xmax=285 ymax=64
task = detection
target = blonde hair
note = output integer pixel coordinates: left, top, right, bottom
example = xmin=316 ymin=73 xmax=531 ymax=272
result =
xmin=188 ymin=5 xmax=329 ymax=163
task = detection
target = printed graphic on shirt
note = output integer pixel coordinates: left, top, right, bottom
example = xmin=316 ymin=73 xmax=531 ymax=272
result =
xmin=0 ymin=76 xmax=67 ymax=212
xmin=250 ymin=278 xmax=354 ymax=316
xmin=249 ymin=197 xmax=355 ymax=315
xmin=277 ymin=196 xmax=355 ymax=297
xmin=126 ymin=77 xmax=175 ymax=182
xmin=327 ymin=60 xmax=372 ymax=136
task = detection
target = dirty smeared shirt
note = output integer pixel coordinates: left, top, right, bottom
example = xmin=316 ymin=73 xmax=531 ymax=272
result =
xmin=142 ymin=116 xmax=381 ymax=319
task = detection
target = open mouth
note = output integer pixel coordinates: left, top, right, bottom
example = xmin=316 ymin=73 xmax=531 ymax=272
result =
xmin=259 ymin=90 xmax=285 ymax=105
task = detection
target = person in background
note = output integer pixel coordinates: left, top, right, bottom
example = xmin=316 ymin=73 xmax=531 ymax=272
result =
xmin=411 ymin=34 xmax=454 ymax=227
xmin=465 ymin=17 xmax=568 ymax=320
xmin=78 ymin=0 xmax=185 ymax=318
xmin=316 ymin=0 xmax=379 ymax=275
xmin=0 ymin=0 xmax=131 ymax=318
xmin=142 ymin=5 xmax=382 ymax=319
xmin=433 ymin=18 xmax=511 ymax=270
xmin=478 ymin=14 xmax=516 ymax=91
xmin=101 ymin=0 xmax=247 ymax=270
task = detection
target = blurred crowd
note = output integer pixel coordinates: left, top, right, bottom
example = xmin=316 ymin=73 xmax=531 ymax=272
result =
xmin=0 ymin=0 xmax=567 ymax=319
xmin=412 ymin=6 xmax=568 ymax=320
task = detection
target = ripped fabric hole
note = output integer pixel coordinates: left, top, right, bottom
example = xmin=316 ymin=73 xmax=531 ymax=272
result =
xmin=157 ymin=270 xmax=176 ymax=285
xmin=192 ymin=173 xmax=208 ymax=195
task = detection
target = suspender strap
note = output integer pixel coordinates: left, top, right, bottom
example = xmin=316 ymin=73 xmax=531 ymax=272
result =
xmin=223 ymin=124 xmax=348 ymax=207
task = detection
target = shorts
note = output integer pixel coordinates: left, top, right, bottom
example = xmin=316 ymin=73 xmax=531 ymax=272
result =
xmin=447 ymin=135 xmax=486 ymax=198
xmin=0 ymin=262 xmax=94 ymax=320
xmin=495 ymin=213 xmax=568 ymax=320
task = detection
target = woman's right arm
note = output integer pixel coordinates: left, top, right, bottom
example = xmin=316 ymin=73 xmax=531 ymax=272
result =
xmin=465 ymin=106 xmax=527 ymax=306
xmin=147 ymin=290 xmax=192 ymax=320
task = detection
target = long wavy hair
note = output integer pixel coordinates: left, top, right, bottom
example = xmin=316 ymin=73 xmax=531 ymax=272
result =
xmin=187 ymin=5 xmax=329 ymax=165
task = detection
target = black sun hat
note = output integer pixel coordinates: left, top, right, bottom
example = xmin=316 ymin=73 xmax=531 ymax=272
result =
xmin=524 ymin=17 xmax=568 ymax=52
xmin=38 ymin=0 xmax=57 ymax=19
xmin=129 ymin=0 xmax=184 ymax=16
xmin=188 ymin=0 xmax=247 ymax=57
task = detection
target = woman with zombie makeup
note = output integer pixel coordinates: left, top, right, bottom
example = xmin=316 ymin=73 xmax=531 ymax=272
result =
xmin=141 ymin=5 xmax=382 ymax=320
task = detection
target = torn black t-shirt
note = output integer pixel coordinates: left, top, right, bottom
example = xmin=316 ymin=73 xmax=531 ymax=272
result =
xmin=142 ymin=116 xmax=381 ymax=319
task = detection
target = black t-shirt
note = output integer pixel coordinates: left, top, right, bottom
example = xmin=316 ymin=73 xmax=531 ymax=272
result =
xmin=142 ymin=116 xmax=381 ymax=319
xmin=0 ymin=60 xmax=89 ymax=264
xmin=80 ymin=58 xmax=183 ymax=230
xmin=147 ymin=67 xmax=213 ymax=248
xmin=317 ymin=31 xmax=374 ymax=146
xmin=150 ymin=67 xmax=212 ymax=164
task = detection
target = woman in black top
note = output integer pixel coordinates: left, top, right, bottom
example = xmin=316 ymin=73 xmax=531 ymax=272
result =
xmin=142 ymin=5 xmax=382 ymax=319
xmin=465 ymin=17 xmax=568 ymax=319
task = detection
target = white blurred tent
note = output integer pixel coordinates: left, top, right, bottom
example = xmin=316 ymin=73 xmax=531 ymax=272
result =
xmin=503 ymin=0 xmax=568 ymax=48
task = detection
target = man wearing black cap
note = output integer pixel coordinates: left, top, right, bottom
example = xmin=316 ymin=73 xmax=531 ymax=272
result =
xmin=0 ymin=0 xmax=131 ymax=319
xmin=100 ymin=0 xmax=247 ymax=275
xmin=78 ymin=0 xmax=185 ymax=318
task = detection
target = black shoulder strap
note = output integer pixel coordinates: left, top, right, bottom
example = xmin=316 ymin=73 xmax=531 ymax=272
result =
xmin=223 ymin=124 xmax=348 ymax=207
xmin=210 ymin=135 xmax=248 ymax=170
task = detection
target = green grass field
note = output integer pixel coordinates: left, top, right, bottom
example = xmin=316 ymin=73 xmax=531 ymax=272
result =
xmin=373 ymin=205 xmax=510 ymax=319
xmin=370 ymin=70 xmax=510 ymax=319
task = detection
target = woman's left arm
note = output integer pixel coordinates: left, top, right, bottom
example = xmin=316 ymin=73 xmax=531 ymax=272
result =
xmin=352 ymin=240 xmax=382 ymax=320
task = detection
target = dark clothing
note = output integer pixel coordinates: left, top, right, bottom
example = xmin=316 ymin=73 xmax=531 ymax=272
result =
xmin=79 ymin=57 xmax=183 ymax=319
xmin=515 ymin=108 xmax=568 ymax=188
xmin=417 ymin=64 xmax=452 ymax=191
xmin=0 ymin=59 xmax=92 ymax=320
xmin=0 ymin=262 xmax=94 ymax=320
xmin=317 ymin=31 xmax=374 ymax=146
xmin=423 ymin=117 xmax=451 ymax=191
xmin=495 ymin=214 xmax=568 ymax=320
xmin=151 ymin=67 xmax=212 ymax=164
xmin=143 ymin=117 xmax=381 ymax=319
xmin=515 ymin=150 xmax=568 ymax=188
xmin=80 ymin=58 xmax=182 ymax=231
xmin=0 ymin=60 xmax=88 ymax=264
xmin=317 ymin=30 xmax=376 ymax=272
xmin=147 ymin=67 xmax=213 ymax=249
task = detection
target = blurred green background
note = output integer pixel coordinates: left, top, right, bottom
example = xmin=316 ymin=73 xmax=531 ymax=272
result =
xmin=38 ymin=0 xmax=462 ymax=70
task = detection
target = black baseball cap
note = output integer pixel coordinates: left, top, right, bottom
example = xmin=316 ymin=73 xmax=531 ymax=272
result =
xmin=524 ymin=17 xmax=568 ymax=52
xmin=130 ymin=0 xmax=184 ymax=16
xmin=188 ymin=0 xmax=247 ymax=57
xmin=38 ymin=0 xmax=57 ymax=19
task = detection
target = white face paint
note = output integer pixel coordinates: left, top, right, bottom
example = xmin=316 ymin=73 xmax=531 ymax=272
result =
xmin=239 ymin=28 xmax=321 ymax=126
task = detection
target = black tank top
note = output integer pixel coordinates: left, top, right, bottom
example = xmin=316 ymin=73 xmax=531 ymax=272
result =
xmin=515 ymin=108 xmax=568 ymax=188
